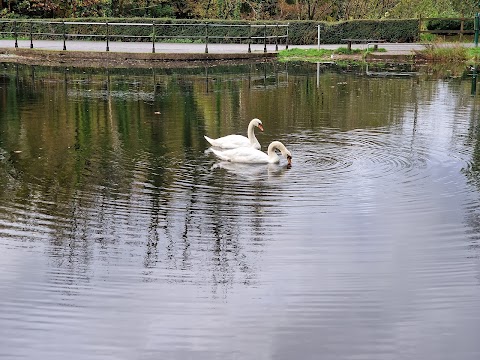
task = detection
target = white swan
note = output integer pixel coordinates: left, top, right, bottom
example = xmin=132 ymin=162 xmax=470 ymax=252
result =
xmin=210 ymin=141 xmax=292 ymax=166
xmin=204 ymin=118 xmax=263 ymax=150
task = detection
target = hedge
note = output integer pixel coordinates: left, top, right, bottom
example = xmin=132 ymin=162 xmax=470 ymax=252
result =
xmin=290 ymin=19 xmax=419 ymax=44
xmin=426 ymin=19 xmax=474 ymax=31
xmin=0 ymin=18 xmax=420 ymax=45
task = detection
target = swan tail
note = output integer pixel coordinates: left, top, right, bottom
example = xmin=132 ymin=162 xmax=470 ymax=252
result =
xmin=204 ymin=135 xmax=215 ymax=146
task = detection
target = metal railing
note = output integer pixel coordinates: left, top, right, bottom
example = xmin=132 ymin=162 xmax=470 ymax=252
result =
xmin=0 ymin=20 xmax=289 ymax=53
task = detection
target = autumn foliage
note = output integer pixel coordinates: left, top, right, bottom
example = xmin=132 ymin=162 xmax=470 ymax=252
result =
xmin=0 ymin=0 xmax=477 ymax=20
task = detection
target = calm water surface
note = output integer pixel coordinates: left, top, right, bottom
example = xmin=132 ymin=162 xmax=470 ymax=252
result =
xmin=1 ymin=62 xmax=480 ymax=359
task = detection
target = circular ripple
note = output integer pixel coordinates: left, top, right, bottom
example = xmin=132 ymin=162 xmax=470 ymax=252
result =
xmin=278 ymin=123 xmax=477 ymax=214
xmin=289 ymin=127 xmax=432 ymax=181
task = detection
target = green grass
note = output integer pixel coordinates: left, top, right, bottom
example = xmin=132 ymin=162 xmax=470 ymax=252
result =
xmin=366 ymin=47 xmax=387 ymax=53
xmin=419 ymin=45 xmax=469 ymax=62
xmin=278 ymin=47 xmax=359 ymax=62
xmin=333 ymin=47 xmax=363 ymax=55
xmin=278 ymin=47 xmax=386 ymax=62
xmin=278 ymin=48 xmax=334 ymax=61
xmin=420 ymin=33 xmax=438 ymax=42
xmin=468 ymin=47 xmax=480 ymax=62
xmin=416 ymin=45 xmax=480 ymax=64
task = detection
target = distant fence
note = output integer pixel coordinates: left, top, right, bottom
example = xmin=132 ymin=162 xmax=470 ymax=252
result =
xmin=419 ymin=17 xmax=475 ymax=40
xmin=0 ymin=20 xmax=289 ymax=53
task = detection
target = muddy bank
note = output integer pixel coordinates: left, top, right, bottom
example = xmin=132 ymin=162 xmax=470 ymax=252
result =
xmin=0 ymin=47 xmax=276 ymax=68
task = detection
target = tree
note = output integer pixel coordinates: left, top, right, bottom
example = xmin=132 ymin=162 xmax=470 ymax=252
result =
xmin=0 ymin=0 xmax=478 ymax=19
xmin=451 ymin=0 xmax=477 ymax=17
xmin=388 ymin=0 xmax=457 ymax=18
xmin=17 ymin=0 xmax=60 ymax=17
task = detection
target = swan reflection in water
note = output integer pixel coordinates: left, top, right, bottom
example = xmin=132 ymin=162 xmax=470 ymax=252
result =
xmin=211 ymin=160 xmax=290 ymax=180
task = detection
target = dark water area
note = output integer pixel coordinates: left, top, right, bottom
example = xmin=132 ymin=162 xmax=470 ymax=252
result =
xmin=1 ymin=61 xmax=480 ymax=359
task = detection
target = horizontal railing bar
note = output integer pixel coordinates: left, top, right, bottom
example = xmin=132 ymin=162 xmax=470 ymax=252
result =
xmin=154 ymin=35 xmax=204 ymax=38
xmin=420 ymin=17 xmax=472 ymax=21
xmin=419 ymin=30 xmax=474 ymax=34
xmin=149 ymin=23 xmax=204 ymax=27
xmin=69 ymin=34 xmax=106 ymax=37
xmin=0 ymin=19 xmax=290 ymax=27
xmin=3 ymin=33 xmax=288 ymax=37
xmin=0 ymin=20 xmax=53 ymax=24
xmin=16 ymin=32 xmax=61 ymax=36
xmin=63 ymin=21 xmax=104 ymax=25
xmin=251 ymin=24 xmax=289 ymax=27
xmin=108 ymin=35 xmax=151 ymax=38
xmin=208 ymin=36 xmax=250 ymax=40
xmin=251 ymin=35 xmax=288 ymax=39
xmin=207 ymin=24 xmax=251 ymax=27
xmin=106 ymin=22 xmax=155 ymax=26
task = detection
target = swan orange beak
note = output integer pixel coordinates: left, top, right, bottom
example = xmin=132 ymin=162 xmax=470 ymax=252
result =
xmin=258 ymin=124 xmax=264 ymax=132
xmin=287 ymin=155 xmax=292 ymax=167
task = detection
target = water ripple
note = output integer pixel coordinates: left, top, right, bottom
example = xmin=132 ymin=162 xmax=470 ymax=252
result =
xmin=1 ymin=64 xmax=480 ymax=360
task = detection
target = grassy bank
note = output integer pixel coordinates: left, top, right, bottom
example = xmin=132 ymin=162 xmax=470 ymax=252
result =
xmin=278 ymin=47 xmax=386 ymax=62
xmin=279 ymin=45 xmax=480 ymax=64
xmin=417 ymin=45 xmax=480 ymax=63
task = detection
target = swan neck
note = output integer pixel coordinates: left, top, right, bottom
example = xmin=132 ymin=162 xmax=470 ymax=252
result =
xmin=247 ymin=121 xmax=257 ymax=142
xmin=267 ymin=142 xmax=282 ymax=160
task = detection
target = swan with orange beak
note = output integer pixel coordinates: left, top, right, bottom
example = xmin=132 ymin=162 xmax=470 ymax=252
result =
xmin=204 ymin=118 xmax=264 ymax=150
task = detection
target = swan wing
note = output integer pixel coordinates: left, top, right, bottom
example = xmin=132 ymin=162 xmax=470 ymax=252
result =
xmin=209 ymin=148 xmax=231 ymax=162
xmin=204 ymin=134 xmax=251 ymax=149
xmin=210 ymin=147 xmax=269 ymax=163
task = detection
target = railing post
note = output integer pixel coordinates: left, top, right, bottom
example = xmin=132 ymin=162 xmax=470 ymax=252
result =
xmin=152 ymin=21 xmax=156 ymax=53
xmin=317 ymin=24 xmax=320 ymax=49
xmin=29 ymin=21 xmax=33 ymax=49
xmin=14 ymin=20 xmax=18 ymax=48
xmin=475 ymin=13 xmax=479 ymax=47
xmin=460 ymin=18 xmax=464 ymax=41
xmin=286 ymin=24 xmax=289 ymax=50
xmin=418 ymin=15 xmax=422 ymax=41
xmin=63 ymin=21 xmax=67 ymax=51
xmin=471 ymin=66 xmax=477 ymax=96
xmin=263 ymin=24 xmax=267 ymax=53
xmin=275 ymin=24 xmax=278 ymax=51
xmin=205 ymin=22 xmax=209 ymax=54
xmin=248 ymin=24 xmax=251 ymax=53
xmin=106 ymin=21 xmax=110 ymax=52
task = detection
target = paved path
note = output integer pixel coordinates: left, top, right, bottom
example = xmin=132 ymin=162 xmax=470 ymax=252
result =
xmin=0 ymin=39 xmax=286 ymax=54
xmin=0 ymin=39 xmax=446 ymax=55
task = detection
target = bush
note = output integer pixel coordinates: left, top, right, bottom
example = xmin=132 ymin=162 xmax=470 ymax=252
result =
xmin=0 ymin=17 xmax=419 ymax=45
xmin=288 ymin=19 xmax=419 ymax=44
xmin=426 ymin=19 xmax=474 ymax=31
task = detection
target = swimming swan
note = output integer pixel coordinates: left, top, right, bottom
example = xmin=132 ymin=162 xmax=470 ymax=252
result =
xmin=204 ymin=118 xmax=263 ymax=150
xmin=210 ymin=141 xmax=292 ymax=166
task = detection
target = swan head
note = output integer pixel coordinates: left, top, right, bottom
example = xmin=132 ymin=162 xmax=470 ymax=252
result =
xmin=268 ymin=141 xmax=292 ymax=166
xmin=278 ymin=145 xmax=292 ymax=163
xmin=251 ymin=118 xmax=264 ymax=132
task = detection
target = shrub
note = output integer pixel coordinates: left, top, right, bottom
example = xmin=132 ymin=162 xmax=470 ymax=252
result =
xmin=419 ymin=44 xmax=468 ymax=62
xmin=0 ymin=17 xmax=419 ymax=45
xmin=426 ymin=18 xmax=474 ymax=31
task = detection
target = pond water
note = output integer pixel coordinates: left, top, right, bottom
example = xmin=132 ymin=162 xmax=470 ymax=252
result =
xmin=1 ymin=61 xmax=480 ymax=360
